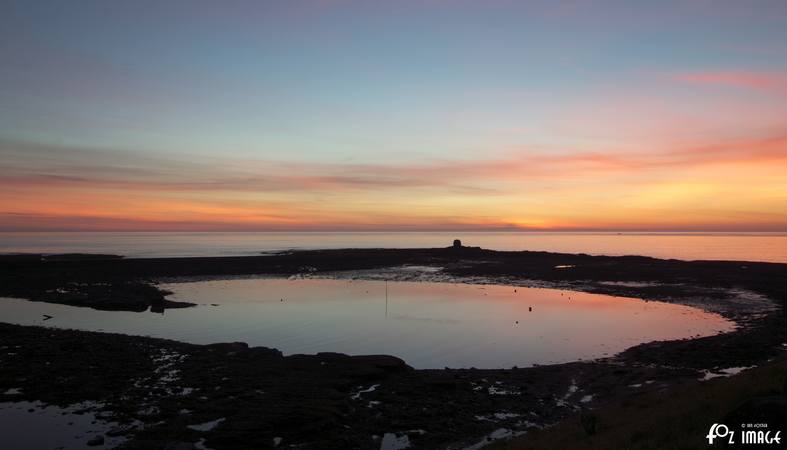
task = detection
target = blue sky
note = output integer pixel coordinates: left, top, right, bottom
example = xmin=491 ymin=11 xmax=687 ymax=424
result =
xmin=1 ymin=1 xmax=787 ymax=230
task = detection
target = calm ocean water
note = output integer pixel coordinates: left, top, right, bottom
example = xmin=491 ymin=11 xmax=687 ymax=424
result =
xmin=1 ymin=231 xmax=786 ymax=263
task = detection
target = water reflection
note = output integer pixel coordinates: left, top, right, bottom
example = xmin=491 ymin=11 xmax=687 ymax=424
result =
xmin=0 ymin=278 xmax=734 ymax=369
xmin=0 ymin=400 xmax=125 ymax=450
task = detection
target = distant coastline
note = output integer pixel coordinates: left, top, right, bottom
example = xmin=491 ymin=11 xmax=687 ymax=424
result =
xmin=2 ymin=230 xmax=787 ymax=262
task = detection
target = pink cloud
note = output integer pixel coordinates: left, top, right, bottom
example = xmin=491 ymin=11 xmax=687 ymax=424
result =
xmin=3 ymin=133 xmax=787 ymax=232
xmin=672 ymin=71 xmax=787 ymax=90
xmin=3 ymin=134 xmax=787 ymax=195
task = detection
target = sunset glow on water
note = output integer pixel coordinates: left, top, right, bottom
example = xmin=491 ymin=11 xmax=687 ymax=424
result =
xmin=0 ymin=279 xmax=734 ymax=369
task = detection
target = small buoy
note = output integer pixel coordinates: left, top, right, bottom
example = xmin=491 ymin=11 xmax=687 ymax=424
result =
xmin=528 ymin=307 xmax=532 ymax=312
xmin=280 ymin=298 xmax=283 ymax=302
xmin=515 ymin=320 xmax=519 ymax=324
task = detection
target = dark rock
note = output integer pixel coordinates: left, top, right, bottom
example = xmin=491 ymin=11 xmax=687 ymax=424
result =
xmin=43 ymin=254 xmax=123 ymax=261
xmin=580 ymin=412 xmax=597 ymax=436
xmin=453 ymin=239 xmax=462 ymax=248
xmin=165 ymin=443 xmax=195 ymax=450
xmin=107 ymin=424 xmax=137 ymax=437
xmin=724 ymin=396 xmax=787 ymax=429
xmin=87 ymin=435 xmax=104 ymax=446
xmin=206 ymin=342 xmax=250 ymax=353
xmin=352 ymin=355 xmax=412 ymax=373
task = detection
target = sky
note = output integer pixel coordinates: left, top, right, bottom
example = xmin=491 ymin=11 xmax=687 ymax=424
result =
xmin=1 ymin=0 xmax=787 ymax=232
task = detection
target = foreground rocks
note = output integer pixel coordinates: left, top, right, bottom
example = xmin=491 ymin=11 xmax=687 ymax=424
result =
xmin=1 ymin=318 xmax=785 ymax=450
xmin=489 ymin=357 xmax=787 ymax=450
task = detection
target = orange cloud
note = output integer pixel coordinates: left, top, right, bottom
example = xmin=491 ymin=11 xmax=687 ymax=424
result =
xmin=4 ymin=135 xmax=787 ymax=195
xmin=2 ymin=135 xmax=787 ymax=231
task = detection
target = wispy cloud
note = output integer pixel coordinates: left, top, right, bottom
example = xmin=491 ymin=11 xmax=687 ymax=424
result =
xmin=671 ymin=71 xmax=787 ymax=91
xmin=2 ymin=134 xmax=787 ymax=194
xmin=2 ymin=134 xmax=787 ymax=231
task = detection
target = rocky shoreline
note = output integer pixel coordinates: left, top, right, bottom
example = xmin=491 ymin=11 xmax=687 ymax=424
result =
xmin=2 ymin=247 xmax=785 ymax=317
xmin=1 ymin=247 xmax=786 ymax=448
xmin=0 ymin=322 xmax=742 ymax=450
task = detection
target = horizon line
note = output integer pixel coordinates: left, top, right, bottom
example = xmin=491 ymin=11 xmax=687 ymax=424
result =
xmin=2 ymin=229 xmax=786 ymax=234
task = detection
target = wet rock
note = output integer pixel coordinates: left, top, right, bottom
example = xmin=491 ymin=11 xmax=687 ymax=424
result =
xmin=107 ymin=424 xmax=137 ymax=437
xmin=87 ymin=435 xmax=105 ymax=446
xmin=724 ymin=396 xmax=787 ymax=429
xmin=425 ymin=379 xmax=459 ymax=390
xmin=580 ymin=412 xmax=598 ymax=436
xmin=165 ymin=443 xmax=195 ymax=450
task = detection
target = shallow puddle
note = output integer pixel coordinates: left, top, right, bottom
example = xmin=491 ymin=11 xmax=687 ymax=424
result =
xmin=0 ymin=401 xmax=125 ymax=450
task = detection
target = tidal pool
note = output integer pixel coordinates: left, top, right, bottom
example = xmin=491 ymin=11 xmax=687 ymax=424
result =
xmin=0 ymin=278 xmax=734 ymax=369
xmin=0 ymin=400 xmax=126 ymax=450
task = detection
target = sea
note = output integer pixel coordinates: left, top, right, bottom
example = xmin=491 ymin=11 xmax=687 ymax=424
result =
xmin=1 ymin=231 xmax=786 ymax=263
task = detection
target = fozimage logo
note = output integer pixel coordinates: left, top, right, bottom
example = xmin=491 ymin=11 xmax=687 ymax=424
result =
xmin=707 ymin=423 xmax=782 ymax=445
xmin=707 ymin=424 xmax=734 ymax=445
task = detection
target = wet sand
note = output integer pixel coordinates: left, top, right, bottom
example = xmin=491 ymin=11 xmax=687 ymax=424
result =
xmin=1 ymin=246 xmax=786 ymax=448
